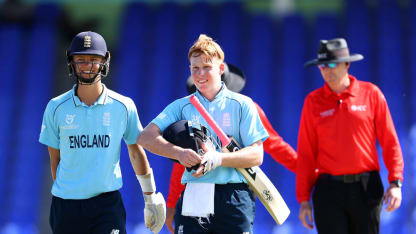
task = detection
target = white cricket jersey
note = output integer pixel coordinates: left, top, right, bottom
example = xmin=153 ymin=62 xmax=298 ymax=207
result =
xmin=39 ymin=84 xmax=142 ymax=199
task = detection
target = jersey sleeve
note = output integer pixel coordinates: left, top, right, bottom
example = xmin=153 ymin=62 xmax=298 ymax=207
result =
xmin=151 ymin=99 xmax=182 ymax=132
xmin=372 ymin=87 xmax=404 ymax=182
xmin=239 ymin=98 xmax=269 ymax=147
xmin=39 ymin=101 xmax=60 ymax=149
xmin=254 ymin=103 xmax=298 ymax=172
xmin=167 ymin=163 xmax=186 ymax=208
xmin=123 ymin=98 xmax=143 ymax=145
xmin=296 ymin=96 xmax=319 ymax=203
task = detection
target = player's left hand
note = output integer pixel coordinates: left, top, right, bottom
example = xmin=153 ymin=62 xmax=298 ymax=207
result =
xmin=144 ymin=192 xmax=166 ymax=233
xmin=384 ymin=184 xmax=402 ymax=212
xmin=193 ymin=143 xmax=221 ymax=177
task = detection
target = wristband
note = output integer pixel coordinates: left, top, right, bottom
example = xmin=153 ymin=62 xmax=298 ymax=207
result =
xmin=136 ymin=168 xmax=156 ymax=193
xmin=143 ymin=193 xmax=155 ymax=203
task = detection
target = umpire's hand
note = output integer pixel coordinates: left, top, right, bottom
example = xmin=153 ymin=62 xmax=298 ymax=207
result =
xmin=384 ymin=184 xmax=402 ymax=212
xmin=299 ymin=201 xmax=314 ymax=229
xmin=165 ymin=207 xmax=176 ymax=233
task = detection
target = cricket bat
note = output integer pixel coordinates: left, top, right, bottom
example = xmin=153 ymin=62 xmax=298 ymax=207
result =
xmin=190 ymin=95 xmax=290 ymax=225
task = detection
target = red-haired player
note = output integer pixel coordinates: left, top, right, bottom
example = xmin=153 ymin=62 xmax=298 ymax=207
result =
xmin=165 ymin=62 xmax=298 ymax=233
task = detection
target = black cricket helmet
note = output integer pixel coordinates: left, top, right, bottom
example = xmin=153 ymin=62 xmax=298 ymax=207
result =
xmin=66 ymin=31 xmax=111 ymax=85
xmin=163 ymin=120 xmax=219 ymax=171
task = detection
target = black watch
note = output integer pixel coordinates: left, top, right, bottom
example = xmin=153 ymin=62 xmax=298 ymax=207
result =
xmin=390 ymin=180 xmax=402 ymax=188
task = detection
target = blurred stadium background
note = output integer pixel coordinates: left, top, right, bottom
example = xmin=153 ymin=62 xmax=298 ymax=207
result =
xmin=0 ymin=0 xmax=415 ymax=233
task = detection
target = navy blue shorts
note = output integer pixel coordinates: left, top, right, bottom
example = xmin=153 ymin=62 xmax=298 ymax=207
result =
xmin=174 ymin=183 xmax=255 ymax=234
xmin=49 ymin=190 xmax=126 ymax=234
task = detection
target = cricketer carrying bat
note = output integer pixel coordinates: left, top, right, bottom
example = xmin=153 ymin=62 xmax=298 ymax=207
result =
xmin=164 ymin=62 xmax=298 ymax=233
xmin=137 ymin=34 xmax=268 ymax=233
xmin=39 ymin=31 xmax=166 ymax=234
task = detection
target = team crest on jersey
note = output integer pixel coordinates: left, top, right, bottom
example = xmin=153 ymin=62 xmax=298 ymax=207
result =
xmin=110 ymin=229 xmax=119 ymax=234
xmin=66 ymin=114 xmax=76 ymax=124
xmin=103 ymin=112 xmax=111 ymax=126
xmin=222 ymin=113 xmax=231 ymax=127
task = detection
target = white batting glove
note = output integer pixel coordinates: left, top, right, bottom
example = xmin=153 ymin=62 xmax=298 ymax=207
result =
xmin=201 ymin=150 xmax=222 ymax=175
xmin=143 ymin=192 xmax=166 ymax=233
xmin=137 ymin=168 xmax=167 ymax=233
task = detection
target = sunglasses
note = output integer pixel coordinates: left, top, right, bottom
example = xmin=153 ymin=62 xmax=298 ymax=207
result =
xmin=318 ymin=63 xmax=338 ymax=68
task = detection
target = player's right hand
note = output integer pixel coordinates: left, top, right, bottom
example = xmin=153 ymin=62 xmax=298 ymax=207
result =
xmin=177 ymin=148 xmax=202 ymax=169
xmin=165 ymin=207 xmax=176 ymax=233
xmin=299 ymin=201 xmax=314 ymax=229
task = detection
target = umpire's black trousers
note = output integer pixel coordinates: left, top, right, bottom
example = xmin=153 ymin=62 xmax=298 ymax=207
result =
xmin=312 ymin=172 xmax=383 ymax=234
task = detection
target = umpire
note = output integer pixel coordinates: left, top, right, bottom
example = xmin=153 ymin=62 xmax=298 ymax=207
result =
xmin=296 ymin=38 xmax=404 ymax=234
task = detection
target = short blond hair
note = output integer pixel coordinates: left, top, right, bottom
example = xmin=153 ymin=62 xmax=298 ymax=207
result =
xmin=188 ymin=34 xmax=225 ymax=62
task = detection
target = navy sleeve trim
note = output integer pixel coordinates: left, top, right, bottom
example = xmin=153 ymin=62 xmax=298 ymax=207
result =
xmin=181 ymin=102 xmax=193 ymax=120
xmin=53 ymin=97 xmax=73 ymax=119
xmin=107 ymin=94 xmax=129 ymax=132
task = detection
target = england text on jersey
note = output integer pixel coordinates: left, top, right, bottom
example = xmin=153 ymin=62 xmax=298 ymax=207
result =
xmin=69 ymin=134 xmax=110 ymax=148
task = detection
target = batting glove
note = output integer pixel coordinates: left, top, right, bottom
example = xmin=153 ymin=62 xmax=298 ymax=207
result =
xmin=201 ymin=150 xmax=222 ymax=175
xmin=143 ymin=192 xmax=166 ymax=233
xmin=137 ymin=168 xmax=166 ymax=233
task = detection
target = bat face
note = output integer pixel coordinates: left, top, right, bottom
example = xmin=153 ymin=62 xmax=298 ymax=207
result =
xmin=223 ymin=143 xmax=290 ymax=225
xmin=237 ymin=166 xmax=290 ymax=225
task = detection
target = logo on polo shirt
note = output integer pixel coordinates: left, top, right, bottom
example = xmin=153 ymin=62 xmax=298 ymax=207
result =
xmin=351 ymin=105 xmax=367 ymax=111
xmin=191 ymin=115 xmax=201 ymax=124
xmin=223 ymin=113 xmax=231 ymax=127
xmin=320 ymin=109 xmax=335 ymax=117
xmin=66 ymin=114 xmax=75 ymax=124
xmin=61 ymin=114 xmax=79 ymax=130
xmin=103 ymin=112 xmax=111 ymax=126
